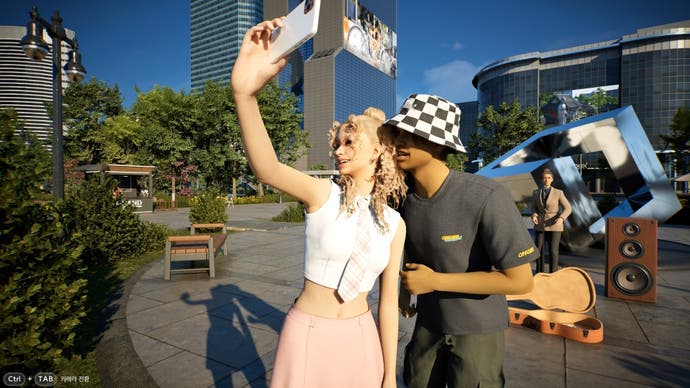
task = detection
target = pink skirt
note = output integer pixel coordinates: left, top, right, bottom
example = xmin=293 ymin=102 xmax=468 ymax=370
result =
xmin=270 ymin=305 xmax=384 ymax=388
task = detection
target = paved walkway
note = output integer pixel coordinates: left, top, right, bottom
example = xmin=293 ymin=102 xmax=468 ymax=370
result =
xmin=104 ymin=204 xmax=690 ymax=387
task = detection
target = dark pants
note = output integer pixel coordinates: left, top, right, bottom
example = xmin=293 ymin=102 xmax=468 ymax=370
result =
xmin=403 ymin=324 xmax=505 ymax=388
xmin=535 ymin=231 xmax=562 ymax=273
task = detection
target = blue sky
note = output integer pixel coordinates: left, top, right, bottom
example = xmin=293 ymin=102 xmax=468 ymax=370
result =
xmin=2 ymin=0 xmax=689 ymax=109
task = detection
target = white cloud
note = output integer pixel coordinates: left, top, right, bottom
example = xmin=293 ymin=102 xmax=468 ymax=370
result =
xmin=422 ymin=60 xmax=479 ymax=103
xmin=451 ymin=42 xmax=463 ymax=50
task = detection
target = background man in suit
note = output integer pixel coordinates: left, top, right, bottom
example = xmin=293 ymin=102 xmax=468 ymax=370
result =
xmin=531 ymin=168 xmax=572 ymax=273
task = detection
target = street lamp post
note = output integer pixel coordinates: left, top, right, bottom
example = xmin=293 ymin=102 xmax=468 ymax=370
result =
xmin=20 ymin=6 xmax=86 ymax=202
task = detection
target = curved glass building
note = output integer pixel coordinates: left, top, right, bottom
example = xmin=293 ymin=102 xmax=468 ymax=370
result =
xmin=472 ymin=20 xmax=690 ymax=150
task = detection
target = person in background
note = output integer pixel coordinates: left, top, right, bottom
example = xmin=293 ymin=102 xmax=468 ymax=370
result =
xmin=389 ymin=94 xmax=536 ymax=388
xmin=231 ymin=18 xmax=407 ymax=388
xmin=531 ymin=167 xmax=572 ymax=273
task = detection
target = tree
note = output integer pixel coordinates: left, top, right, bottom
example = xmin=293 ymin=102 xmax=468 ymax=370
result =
xmin=131 ymin=86 xmax=195 ymax=198
xmin=575 ymin=88 xmax=617 ymax=114
xmin=471 ymin=100 xmax=543 ymax=164
xmin=99 ymin=113 xmax=144 ymax=164
xmin=446 ymin=152 xmax=467 ymax=171
xmin=660 ymin=106 xmax=690 ymax=174
xmin=256 ymin=81 xmax=309 ymax=196
xmin=188 ymin=81 xmax=246 ymax=194
xmin=62 ymin=79 xmax=124 ymax=164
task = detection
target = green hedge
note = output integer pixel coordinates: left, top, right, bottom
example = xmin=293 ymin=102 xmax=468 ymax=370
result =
xmin=1 ymin=109 xmax=87 ymax=373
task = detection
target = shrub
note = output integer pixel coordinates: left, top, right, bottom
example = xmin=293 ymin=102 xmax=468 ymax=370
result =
xmin=0 ymin=110 xmax=87 ymax=374
xmin=189 ymin=188 xmax=228 ymax=225
xmin=272 ymin=203 xmax=305 ymax=222
xmin=65 ymin=177 xmax=160 ymax=264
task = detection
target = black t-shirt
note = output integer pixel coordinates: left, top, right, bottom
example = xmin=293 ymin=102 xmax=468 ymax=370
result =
xmin=401 ymin=170 xmax=537 ymax=334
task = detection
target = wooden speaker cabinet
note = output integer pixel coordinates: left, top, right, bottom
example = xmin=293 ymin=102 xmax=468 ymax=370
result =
xmin=605 ymin=217 xmax=658 ymax=303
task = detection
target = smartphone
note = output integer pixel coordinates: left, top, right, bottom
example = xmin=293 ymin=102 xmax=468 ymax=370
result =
xmin=268 ymin=0 xmax=321 ymax=64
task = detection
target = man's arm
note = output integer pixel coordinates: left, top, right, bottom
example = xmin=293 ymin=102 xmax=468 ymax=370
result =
xmin=401 ymin=262 xmax=533 ymax=296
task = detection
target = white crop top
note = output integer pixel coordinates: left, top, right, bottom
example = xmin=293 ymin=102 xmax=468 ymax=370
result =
xmin=304 ymin=182 xmax=401 ymax=292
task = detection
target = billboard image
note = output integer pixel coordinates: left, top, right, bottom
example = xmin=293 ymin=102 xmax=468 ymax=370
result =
xmin=343 ymin=0 xmax=397 ymax=78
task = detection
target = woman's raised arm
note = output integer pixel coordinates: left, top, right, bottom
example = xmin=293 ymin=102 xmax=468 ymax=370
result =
xmin=231 ymin=19 xmax=330 ymax=211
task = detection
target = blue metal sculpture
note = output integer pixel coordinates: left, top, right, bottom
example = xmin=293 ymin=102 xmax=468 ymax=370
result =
xmin=477 ymin=106 xmax=681 ymax=250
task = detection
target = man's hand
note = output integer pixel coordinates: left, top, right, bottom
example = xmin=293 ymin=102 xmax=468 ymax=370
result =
xmin=398 ymin=287 xmax=416 ymax=318
xmin=400 ymin=263 xmax=436 ymax=295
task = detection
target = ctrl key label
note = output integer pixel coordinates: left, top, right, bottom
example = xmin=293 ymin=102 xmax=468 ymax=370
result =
xmin=35 ymin=372 xmax=57 ymax=386
xmin=3 ymin=372 xmax=26 ymax=386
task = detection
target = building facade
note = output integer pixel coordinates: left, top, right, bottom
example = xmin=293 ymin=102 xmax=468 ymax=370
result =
xmin=472 ymin=20 xmax=690 ymax=151
xmin=0 ymin=25 xmax=73 ymax=148
xmin=190 ymin=0 xmax=264 ymax=91
xmin=265 ymin=0 xmax=397 ymax=169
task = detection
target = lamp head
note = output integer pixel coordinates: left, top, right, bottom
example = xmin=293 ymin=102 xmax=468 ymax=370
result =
xmin=64 ymin=49 xmax=86 ymax=83
xmin=20 ymin=20 xmax=49 ymax=60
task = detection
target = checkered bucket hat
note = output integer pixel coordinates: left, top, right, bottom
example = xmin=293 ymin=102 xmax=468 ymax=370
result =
xmin=386 ymin=94 xmax=466 ymax=153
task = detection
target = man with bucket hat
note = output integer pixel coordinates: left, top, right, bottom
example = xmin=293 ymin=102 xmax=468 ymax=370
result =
xmin=387 ymin=94 xmax=537 ymax=387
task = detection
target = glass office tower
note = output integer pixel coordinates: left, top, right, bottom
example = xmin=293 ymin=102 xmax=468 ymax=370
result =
xmin=303 ymin=0 xmax=397 ymax=168
xmin=190 ymin=0 xmax=263 ymax=91
xmin=472 ymin=20 xmax=690 ymax=151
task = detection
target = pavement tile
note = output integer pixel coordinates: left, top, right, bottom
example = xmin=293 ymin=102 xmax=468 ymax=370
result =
xmin=566 ymin=369 xmax=650 ymax=388
xmin=566 ymin=340 xmax=690 ymax=387
xmin=129 ymin=330 xmax=183 ymax=367
xmin=505 ymin=327 xmax=565 ymax=387
xmin=147 ymin=350 xmax=233 ymax=388
xmin=127 ymin=295 xmax=231 ymax=333
xmin=212 ymin=350 xmax=275 ymax=388
xmin=146 ymin=313 xmax=278 ymax=370
xmin=126 ymin=294 xmax=164 ymax=315
xmin=590 ymin=298 xmax=648 ymax=343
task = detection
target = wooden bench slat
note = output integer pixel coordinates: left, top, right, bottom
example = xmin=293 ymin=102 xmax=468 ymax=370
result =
xmin=168 ymin=235 xmax=212 ymax=242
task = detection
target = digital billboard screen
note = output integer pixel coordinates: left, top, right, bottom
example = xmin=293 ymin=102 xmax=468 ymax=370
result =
xmin=343 ymin=0 xmax=397 ymax=78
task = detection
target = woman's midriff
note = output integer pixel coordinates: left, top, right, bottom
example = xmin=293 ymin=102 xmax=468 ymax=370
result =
xmin=294 ymin=278 xmax=370 ymax=319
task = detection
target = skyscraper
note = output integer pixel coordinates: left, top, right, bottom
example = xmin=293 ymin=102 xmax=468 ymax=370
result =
xmin=276 ymin=0 xmax=397 ymax=169
xmin=0 ymin=25 xmax=73 ymax=148
xmin=190 ymin=0 xmax=264 ymax=91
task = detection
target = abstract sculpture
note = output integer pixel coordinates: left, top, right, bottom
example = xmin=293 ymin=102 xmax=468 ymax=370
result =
xmin=477 ymin=106 xmax=681 ymax=251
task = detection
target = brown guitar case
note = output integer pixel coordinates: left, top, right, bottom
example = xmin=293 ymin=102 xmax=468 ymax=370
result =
xmin=507 ymin=267 xmax=603 ymax=343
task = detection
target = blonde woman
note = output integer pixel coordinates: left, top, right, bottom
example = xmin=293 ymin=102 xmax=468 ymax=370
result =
xmin=231 ymin=19 xmax=406 ymax=388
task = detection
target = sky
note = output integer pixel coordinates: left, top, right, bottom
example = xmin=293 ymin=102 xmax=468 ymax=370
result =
xmin=2 ymin=0 xmax=689 ymax=109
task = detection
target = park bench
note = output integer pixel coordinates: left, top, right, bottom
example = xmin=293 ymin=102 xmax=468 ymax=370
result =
xmin=164 ymin=223 xmax=228 ymax=280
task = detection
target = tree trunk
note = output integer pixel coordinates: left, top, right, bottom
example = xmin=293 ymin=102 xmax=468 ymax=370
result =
xmin=232 ymin=177 xmax=237 ymax=199
xmin=257 ymin=182 xmax=264 ymax=197
xmin=171 ymin=176 xmax=176 ymax=203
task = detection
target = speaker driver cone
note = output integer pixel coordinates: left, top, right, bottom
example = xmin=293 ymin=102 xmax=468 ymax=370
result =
xmin=619 ymin=240 xmax=644 ymax=258
xmin=611 ymin=263 xmax=653 ymax=295
xmin=622 ymin=222 xmax=641 ymax=236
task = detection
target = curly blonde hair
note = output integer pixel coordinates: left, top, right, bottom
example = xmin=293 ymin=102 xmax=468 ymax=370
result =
xmin=328 ymin=108 xmax=407 ymax=233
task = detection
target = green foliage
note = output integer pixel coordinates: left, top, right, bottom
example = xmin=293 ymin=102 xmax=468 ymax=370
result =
xmin=62 ymin=79 xmax=124 ymax=164
xmin=660 ymin=107 xmax=690 ymax=174
xmin=575 ymin=88 xmax=618 ymax=114
xmin=65 ymin=178 xmax=161 ymax=264
xmin=189 ymin=188 xmax=228 ymax=225
xmin=446 ymin=152 xmax=467 ymax=171
xmin=471 ymin=100 xmax=544 ymax=164
xmin=272 ymin=203 xmax=306 ymax=222
xmin=516 ymin=202 xmax=528 ymax=214
xmin=1 ymin=113 xmax=87 ymax=373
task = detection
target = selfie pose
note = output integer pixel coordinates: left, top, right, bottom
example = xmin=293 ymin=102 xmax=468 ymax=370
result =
xmin=389 ymin=94 xmax=536 ymax=388
xmin=531 ymin=168 xmax=572 ymax=273
xmin=232 ymin=18 xmax=406 ymax=388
